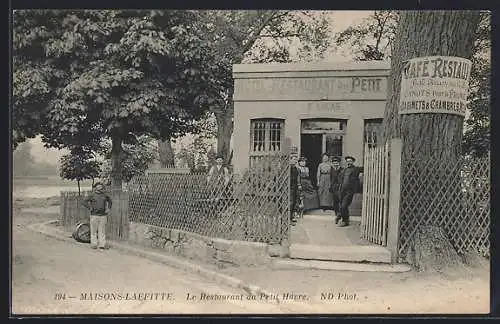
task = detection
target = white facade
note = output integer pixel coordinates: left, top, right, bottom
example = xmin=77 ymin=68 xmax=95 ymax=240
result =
xmin=232 ymin=61 xmax=391 ymax=174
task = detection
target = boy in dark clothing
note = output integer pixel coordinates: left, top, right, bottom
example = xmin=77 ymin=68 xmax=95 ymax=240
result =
xmin=83 ymin=182 xmax=112 ymax=250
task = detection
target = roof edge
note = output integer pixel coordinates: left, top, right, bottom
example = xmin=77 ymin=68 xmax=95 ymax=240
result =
xmin=233 ymin=61 xmax=391 ymax=73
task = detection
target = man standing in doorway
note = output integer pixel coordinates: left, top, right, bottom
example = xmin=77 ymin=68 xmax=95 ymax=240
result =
xmin=329 ymin=156 xmax=343 ymax=223
xmin=338 ymin=156 xmax=362 ymax=227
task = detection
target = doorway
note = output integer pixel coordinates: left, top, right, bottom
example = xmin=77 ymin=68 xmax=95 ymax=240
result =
xmin=300 ymin=119 xmax=347 ymax=187
xmin=300 ymin=134 xmax=322 ymax=187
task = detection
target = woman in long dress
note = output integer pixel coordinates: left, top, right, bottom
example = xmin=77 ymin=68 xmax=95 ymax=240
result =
xmin=297 ymin=156 xmax=320 ymax=211
xmin=316 ymin=153 xmax=334 ymax=212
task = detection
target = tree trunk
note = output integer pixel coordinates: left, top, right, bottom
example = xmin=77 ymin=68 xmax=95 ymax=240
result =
xmin=158 ymin=139 xmax=175 ymax=168
xmin=111 ymin=133 xmax=124 ymax=192
xmin=383 ymin=11 xmax=481 ymax=154
xmin=214 ymin=106 xmax=233 ymax=166
xmin=383 ymin=11 xmax=481 ymax=270
xmin=77 ymin=180 xmax=81 ymax=196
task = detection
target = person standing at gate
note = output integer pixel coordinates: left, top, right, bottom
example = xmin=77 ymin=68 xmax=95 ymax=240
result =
xmin=297 ymin=156 xmax=320 ymax=211
xmin=329 ymin=156 xmax=343 ymax=223
xmin=337 ymin=156 xmax=362 ymax=227
xmin=316 ymin=153 xmax=334 ymax=212
xmin=82 ymin=182 xmax=112 ymax=250
xmin=289 ymin=154 xmax=301 ymax=225
xmin=206 ymin=155 xmax=230 ymax=189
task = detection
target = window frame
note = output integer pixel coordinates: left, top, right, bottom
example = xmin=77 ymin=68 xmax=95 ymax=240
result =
xmin=249 ymin=118 xmax=285 ymax=156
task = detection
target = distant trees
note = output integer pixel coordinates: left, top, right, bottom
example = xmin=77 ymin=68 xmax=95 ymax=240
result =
xmin=13 ymin=141 xmax=59 ymax=177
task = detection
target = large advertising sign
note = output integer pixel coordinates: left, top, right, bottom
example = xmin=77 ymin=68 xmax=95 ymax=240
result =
xmin=399 ymin=56 xmax=472 ymax=117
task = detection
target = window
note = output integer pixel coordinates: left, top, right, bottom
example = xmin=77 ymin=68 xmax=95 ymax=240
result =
xmin=301 ymin=119 xmax=346 ymax=132
xmin=250 ymin=119 xmax=284 ymax=153
xmin=364 ymin=118 xmax=383 ymax=148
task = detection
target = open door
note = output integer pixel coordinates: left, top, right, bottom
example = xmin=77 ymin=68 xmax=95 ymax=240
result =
xmin=300 ymin=134 xmax=322 ymax=187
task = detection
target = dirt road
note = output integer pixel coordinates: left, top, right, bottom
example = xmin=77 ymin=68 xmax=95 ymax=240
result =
xmin=12 ymin=205 xmax=296 ymax=315
xmin=11 ymin=199 xmax=491 ymax=315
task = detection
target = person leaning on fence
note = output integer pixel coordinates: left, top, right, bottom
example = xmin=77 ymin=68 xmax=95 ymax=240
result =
xmin=206 ymin=155 xmax=230 ymax=189
xmin=329 ymin=156 xmax=343 ymax=223
xmin=82 ymin=182 xmax=112 ymax=250
xmin=337 ymin=156 xmax=363 ymax=227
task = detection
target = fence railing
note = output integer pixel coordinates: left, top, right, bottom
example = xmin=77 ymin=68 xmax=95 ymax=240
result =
xmin=398 ymin=154 xmax=490 ymax=258
xmin=128 ymin=154 xmax=291 ymax=243
xmin=59 ymin=190 xmax=129 ymax=240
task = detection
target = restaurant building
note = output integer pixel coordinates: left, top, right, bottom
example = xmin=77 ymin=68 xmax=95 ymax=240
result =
xmin=232 ymin=61 xmax=390 ymax=182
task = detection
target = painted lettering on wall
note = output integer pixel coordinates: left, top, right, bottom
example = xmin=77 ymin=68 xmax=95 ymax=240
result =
xmin=351 ymin=77 xmax=382 ymax=93
xmin=399 ymin=56 xmax=472 ymax=117
xmin=306 ymin=102 xmax=349 ymax=114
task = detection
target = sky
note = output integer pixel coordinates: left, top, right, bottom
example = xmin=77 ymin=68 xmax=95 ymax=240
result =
xmin=25 ymin=11 xmax=373 ymax=165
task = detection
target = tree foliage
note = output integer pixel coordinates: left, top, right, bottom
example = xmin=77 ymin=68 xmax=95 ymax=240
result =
xmin=463 ymin=12 xmax=491 ymax=157
xmin=335 ymin=11 xmax=398 ymax=61
xmin=99 ymin=135 xmax=158 ymax=184
xmin=59 ymin=147 xmax=101 ymax=194
xmin=192 ymin=10 xmax=333 ymax=164
xmin=13 ymin=9 xmax=218 ymax=189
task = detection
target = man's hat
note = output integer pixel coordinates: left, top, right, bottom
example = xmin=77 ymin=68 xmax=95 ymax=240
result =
xmin=331 ymin=156 xmax=341 ymax=162
xmin=345 ymin=156 xmax=356 ymax=162
xmin=93 ymin=182 xmax=104 ymax=188
xmin=214 ymin=154 xmax=224 ymax=160
xmin=298 ymin=156 xmax=307 ymax=162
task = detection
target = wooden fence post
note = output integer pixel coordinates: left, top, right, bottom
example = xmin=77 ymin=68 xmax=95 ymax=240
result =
xmin=387 ymin=138 xmax=402 ymax=263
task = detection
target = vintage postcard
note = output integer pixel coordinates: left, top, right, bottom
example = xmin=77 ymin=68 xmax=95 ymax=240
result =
xmin=11 ymin=9 xmax=490 ymax=315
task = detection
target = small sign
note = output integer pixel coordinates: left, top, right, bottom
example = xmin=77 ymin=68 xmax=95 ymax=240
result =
xmin=399 ymin=56 xmax=472 ymax=117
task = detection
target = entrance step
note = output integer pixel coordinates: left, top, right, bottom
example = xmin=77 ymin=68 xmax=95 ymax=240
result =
xmin=290 ymin=243 xmax=392 ymax=264
xmin=272 ymin=259 xmax=411 ymax=273
xmin=302 ymin=214 xmax=361 ymax=223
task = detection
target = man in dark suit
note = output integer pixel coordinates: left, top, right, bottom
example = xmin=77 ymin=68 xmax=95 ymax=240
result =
xmin=329 ymin=156 xmax=343 ymax=224
xmin=289 ymin=154 xmax=300 ymax=225
xmin=337 ymin=156 xmax=363 ymax=227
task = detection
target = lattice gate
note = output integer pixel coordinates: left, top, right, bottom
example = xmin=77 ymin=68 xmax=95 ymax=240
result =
xmin=361 ymin=142 xmax=390 ymax=246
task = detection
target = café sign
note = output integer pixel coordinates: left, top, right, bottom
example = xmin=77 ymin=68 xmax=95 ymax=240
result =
xmin=399 ymin=56 xmax=472 ymax=117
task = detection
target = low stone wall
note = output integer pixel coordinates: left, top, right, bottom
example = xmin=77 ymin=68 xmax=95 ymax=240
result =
xmin=128 ymin=222 xmax=287 ymax=268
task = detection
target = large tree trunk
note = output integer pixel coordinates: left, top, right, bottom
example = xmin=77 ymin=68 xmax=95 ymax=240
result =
xmin=110 ymin=133 xmax=123 ymax=192
xmin=383 ymin=11 xmax=481 ymax=270
xmin=383 ymin=11 xmax=480 ymax=152
xmin=214 ymin=105 xmax=233 ymax=165
xmin=158 ymin=139 xmax=175 ymax=168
